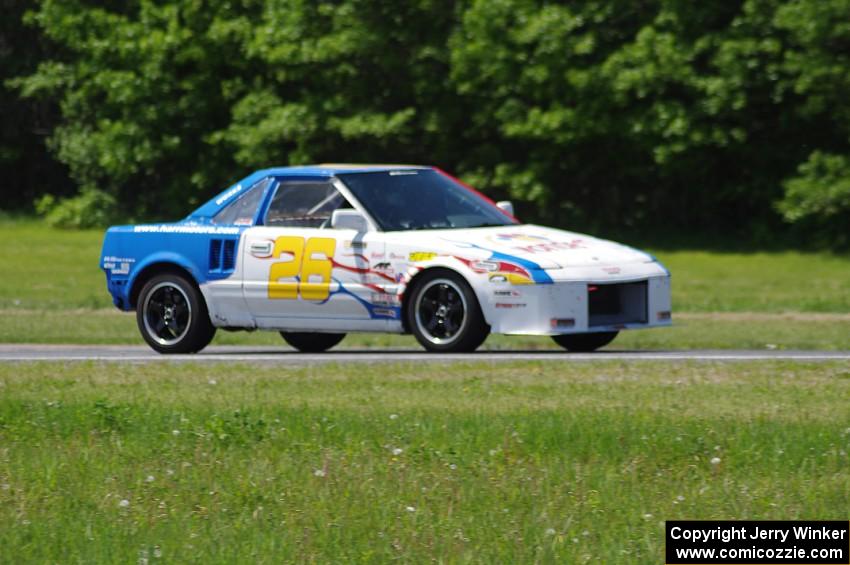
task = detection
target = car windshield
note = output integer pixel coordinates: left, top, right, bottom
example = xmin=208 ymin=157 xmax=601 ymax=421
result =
xmin=337 ymin=169 xmax=517 ymax=231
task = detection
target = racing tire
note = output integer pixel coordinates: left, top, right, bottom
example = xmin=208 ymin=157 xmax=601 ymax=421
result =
xmin=551 ymin=331 xmax=619 ymax=352
xmin=280 ymin=332 xmax=346 ymax=353
xmin=406 ymin=269 xmax=489 ymax=353
xmin=136 ymin=273 xmax=216 ymax=354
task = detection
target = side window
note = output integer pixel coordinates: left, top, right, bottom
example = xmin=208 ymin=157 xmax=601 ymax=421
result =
xmin=211 ymin=178 xmax=271 ymax=225
xmin=264 ymin=180 xmax=351 ymax=228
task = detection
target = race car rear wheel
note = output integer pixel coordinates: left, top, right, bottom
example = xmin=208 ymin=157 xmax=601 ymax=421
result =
xmin=280 ymin=332 xmax=346 ymax=352
xmin=136 ymin=273 xmax=216 ymax=354
xmin=407 ymin=270 xmax=489 ymax=353
xmin=551 ymin=331 xmax=618 ymax=352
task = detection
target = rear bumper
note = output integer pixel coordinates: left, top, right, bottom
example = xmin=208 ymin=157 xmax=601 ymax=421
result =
xmin=480 ymin=274 xmax=672 ymax=335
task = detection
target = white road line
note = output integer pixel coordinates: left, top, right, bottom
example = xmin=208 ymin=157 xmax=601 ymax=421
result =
xmin=1 ymin=349 xmax=849 ymax=363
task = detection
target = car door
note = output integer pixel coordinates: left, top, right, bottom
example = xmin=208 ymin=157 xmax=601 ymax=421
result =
xmin=241 ymin=178 xmax=393 ymax=332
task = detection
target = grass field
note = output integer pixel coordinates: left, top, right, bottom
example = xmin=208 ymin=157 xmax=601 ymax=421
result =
xmin=0 ymin=219 xmax=848 ymax=349
xmin=2 ymin=360 xmax=850 ymax=562
xmin=2 ymin=220 xmax=849 ymax=562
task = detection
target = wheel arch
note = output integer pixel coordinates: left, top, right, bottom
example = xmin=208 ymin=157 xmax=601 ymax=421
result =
xmin=400 ymin=265 xmax=491 ymax=333
xmin=129 ymin=261 xmax=201 ymax=309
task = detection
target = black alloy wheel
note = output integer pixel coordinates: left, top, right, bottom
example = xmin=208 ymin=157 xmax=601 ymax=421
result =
xmin=407 ymin=270 xmax=489 ymax=353
xmin=136 ymin=273 xmax=216 ymax=353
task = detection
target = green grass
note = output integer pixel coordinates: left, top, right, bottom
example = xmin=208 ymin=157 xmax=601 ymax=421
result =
xmin=1 ymin=219 xmax=848 ymax=348
xmin=1 ymin=360 xmax=849 ymax=562
xmin=659 ymin=251 xmax=850 ymax=313
xmin=0 ymin=219 xmax=111 ymax=310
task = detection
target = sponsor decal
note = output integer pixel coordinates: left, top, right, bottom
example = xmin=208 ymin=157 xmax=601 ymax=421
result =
xmin=493 ymin=290 xmax=521 ymax=297
xmin=436 ymin=238 xmax=554 ymax=284
xmin=134 ymin=225 xmax=241 ymax=235
xmin=103 ymin=262 xmax=132 ymax=274
xmin=370 ymin=251 xmax=386 ymax=259
xmin=489 ymin=271 xmax=532 ymax=285
xmin=455 ymin=256 xmax=534 ymax=285
xmin=495 ymin=302 xmax=527 ymax=308
xmin=344 ymin=240 xmax=368 ymax=249
xmin=488 ymin=233 xmax=551 ymax=244
xmin=371 ymin=293 xmax=401 ymax=306
xmin=103 ymin=256 xmax=136 ymax=264
xmin=372 ymin=307 xmax=398 ymax=318
xmin=373 ymin=262 xmax=392 ymax=271
xmin=409 ymin=251 xmax=437 ymax=262
xmin=602 ymin=266 xmax=621 ymax=274
xmin=103 ymin=256 xmax=136 ymax=275
xmin=214 ymin=184 xmax=242 ymax=205
xmin=331 ymin=255 xmax=395 ymax=282
xmin=514 ymin=239 xmax=586 ymax=254
xmin=389 ymin=252 xmax=406 ymax=260
xmin=488 ymin=273 xmax=533 ymax=284
xmin=488 ymin=232 xmax=586 ymax=254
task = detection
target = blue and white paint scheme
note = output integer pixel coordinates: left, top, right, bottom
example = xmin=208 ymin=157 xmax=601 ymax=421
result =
xmin=101 ymin=165 xmax=672 ymax=349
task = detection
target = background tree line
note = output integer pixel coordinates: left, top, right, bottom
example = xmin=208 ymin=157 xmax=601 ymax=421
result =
xmin=2 ymin=0 xmax=849 ymax=248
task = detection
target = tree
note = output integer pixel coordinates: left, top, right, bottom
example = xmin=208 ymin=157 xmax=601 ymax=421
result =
xmin=15 ymin=0 xmax=465 ymax=222
xmin=0 ymin=0 xmax=72 ymax=211
xmin=12 ymin=0 xmax=850 ymax=247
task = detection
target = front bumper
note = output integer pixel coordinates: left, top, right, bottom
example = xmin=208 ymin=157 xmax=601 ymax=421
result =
xmin=480 ymin=274 xmax=672 ymax=335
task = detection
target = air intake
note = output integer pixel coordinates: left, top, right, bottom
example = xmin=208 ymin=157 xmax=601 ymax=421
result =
xmin=223 ymin=239 xmax=236 ymax=271
xmin=209 ymin=239 xmax=237 ymax=273
xmin=588 ymin=281 xmax=648 ymax=327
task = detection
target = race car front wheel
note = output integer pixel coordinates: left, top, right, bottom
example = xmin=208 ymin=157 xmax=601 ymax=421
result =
xmin=280 ymin=332 xmax=346 ymax=352
xmin=407 ymin=270 xmax=489 ymax=353
xmin=136 ymin=273 xmax=216 ymax=354
xmin=551 ymin=331 xmax=618 ymax=352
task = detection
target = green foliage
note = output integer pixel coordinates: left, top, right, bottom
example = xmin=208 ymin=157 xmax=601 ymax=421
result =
xmin=7 ymin=0 xmax=850 ymax=245
xmin=778 ymin=152 xmax=850 ymax=247
xmin=34 ymin=187 xmax=117 ymax=229
xmin=0 ymin=0 xmax=72 ymax=209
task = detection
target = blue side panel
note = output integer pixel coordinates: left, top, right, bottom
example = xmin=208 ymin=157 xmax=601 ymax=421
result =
xmin=100 ymin=224 xmax=246 ymax=311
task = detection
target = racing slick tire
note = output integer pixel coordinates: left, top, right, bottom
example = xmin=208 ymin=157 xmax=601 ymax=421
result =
xmin=406 ymin=269 xmax=489 ymax=353
xmin=280 ymin=332 xmax=346 ymax=352
xmin=136 ymin=273 xmax=216 ymax=354
xmin=551 ymin=331 xmax=619 ymax=352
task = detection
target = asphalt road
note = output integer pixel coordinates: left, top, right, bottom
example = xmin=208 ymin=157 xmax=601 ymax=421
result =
xmin=1 ymin=344 xmax=848 ymax=363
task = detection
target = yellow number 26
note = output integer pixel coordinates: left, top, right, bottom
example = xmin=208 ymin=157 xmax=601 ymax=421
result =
xmin=268 ymin=236 xmax=336 ymax=301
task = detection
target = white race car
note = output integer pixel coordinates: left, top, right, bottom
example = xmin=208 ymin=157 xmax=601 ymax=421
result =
xmin=100 ymin=165 xmax=671 ymax=353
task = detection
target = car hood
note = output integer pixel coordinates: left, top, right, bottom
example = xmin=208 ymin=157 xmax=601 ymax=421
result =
xmin=401 ymin=224 xmax=653 ymax=269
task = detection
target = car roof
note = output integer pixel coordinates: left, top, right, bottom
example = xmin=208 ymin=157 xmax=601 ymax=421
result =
xmin=255 ymin=164 xmax=430 ymax=177
xmin=189 ymin=164 xmax=432 ymax=220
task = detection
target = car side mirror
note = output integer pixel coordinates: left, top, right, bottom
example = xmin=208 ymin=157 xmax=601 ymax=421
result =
xmin=331 ymin=209 xmax=369 ymax=232
xmin=496 ymin=201 xmax=515 ymax=217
